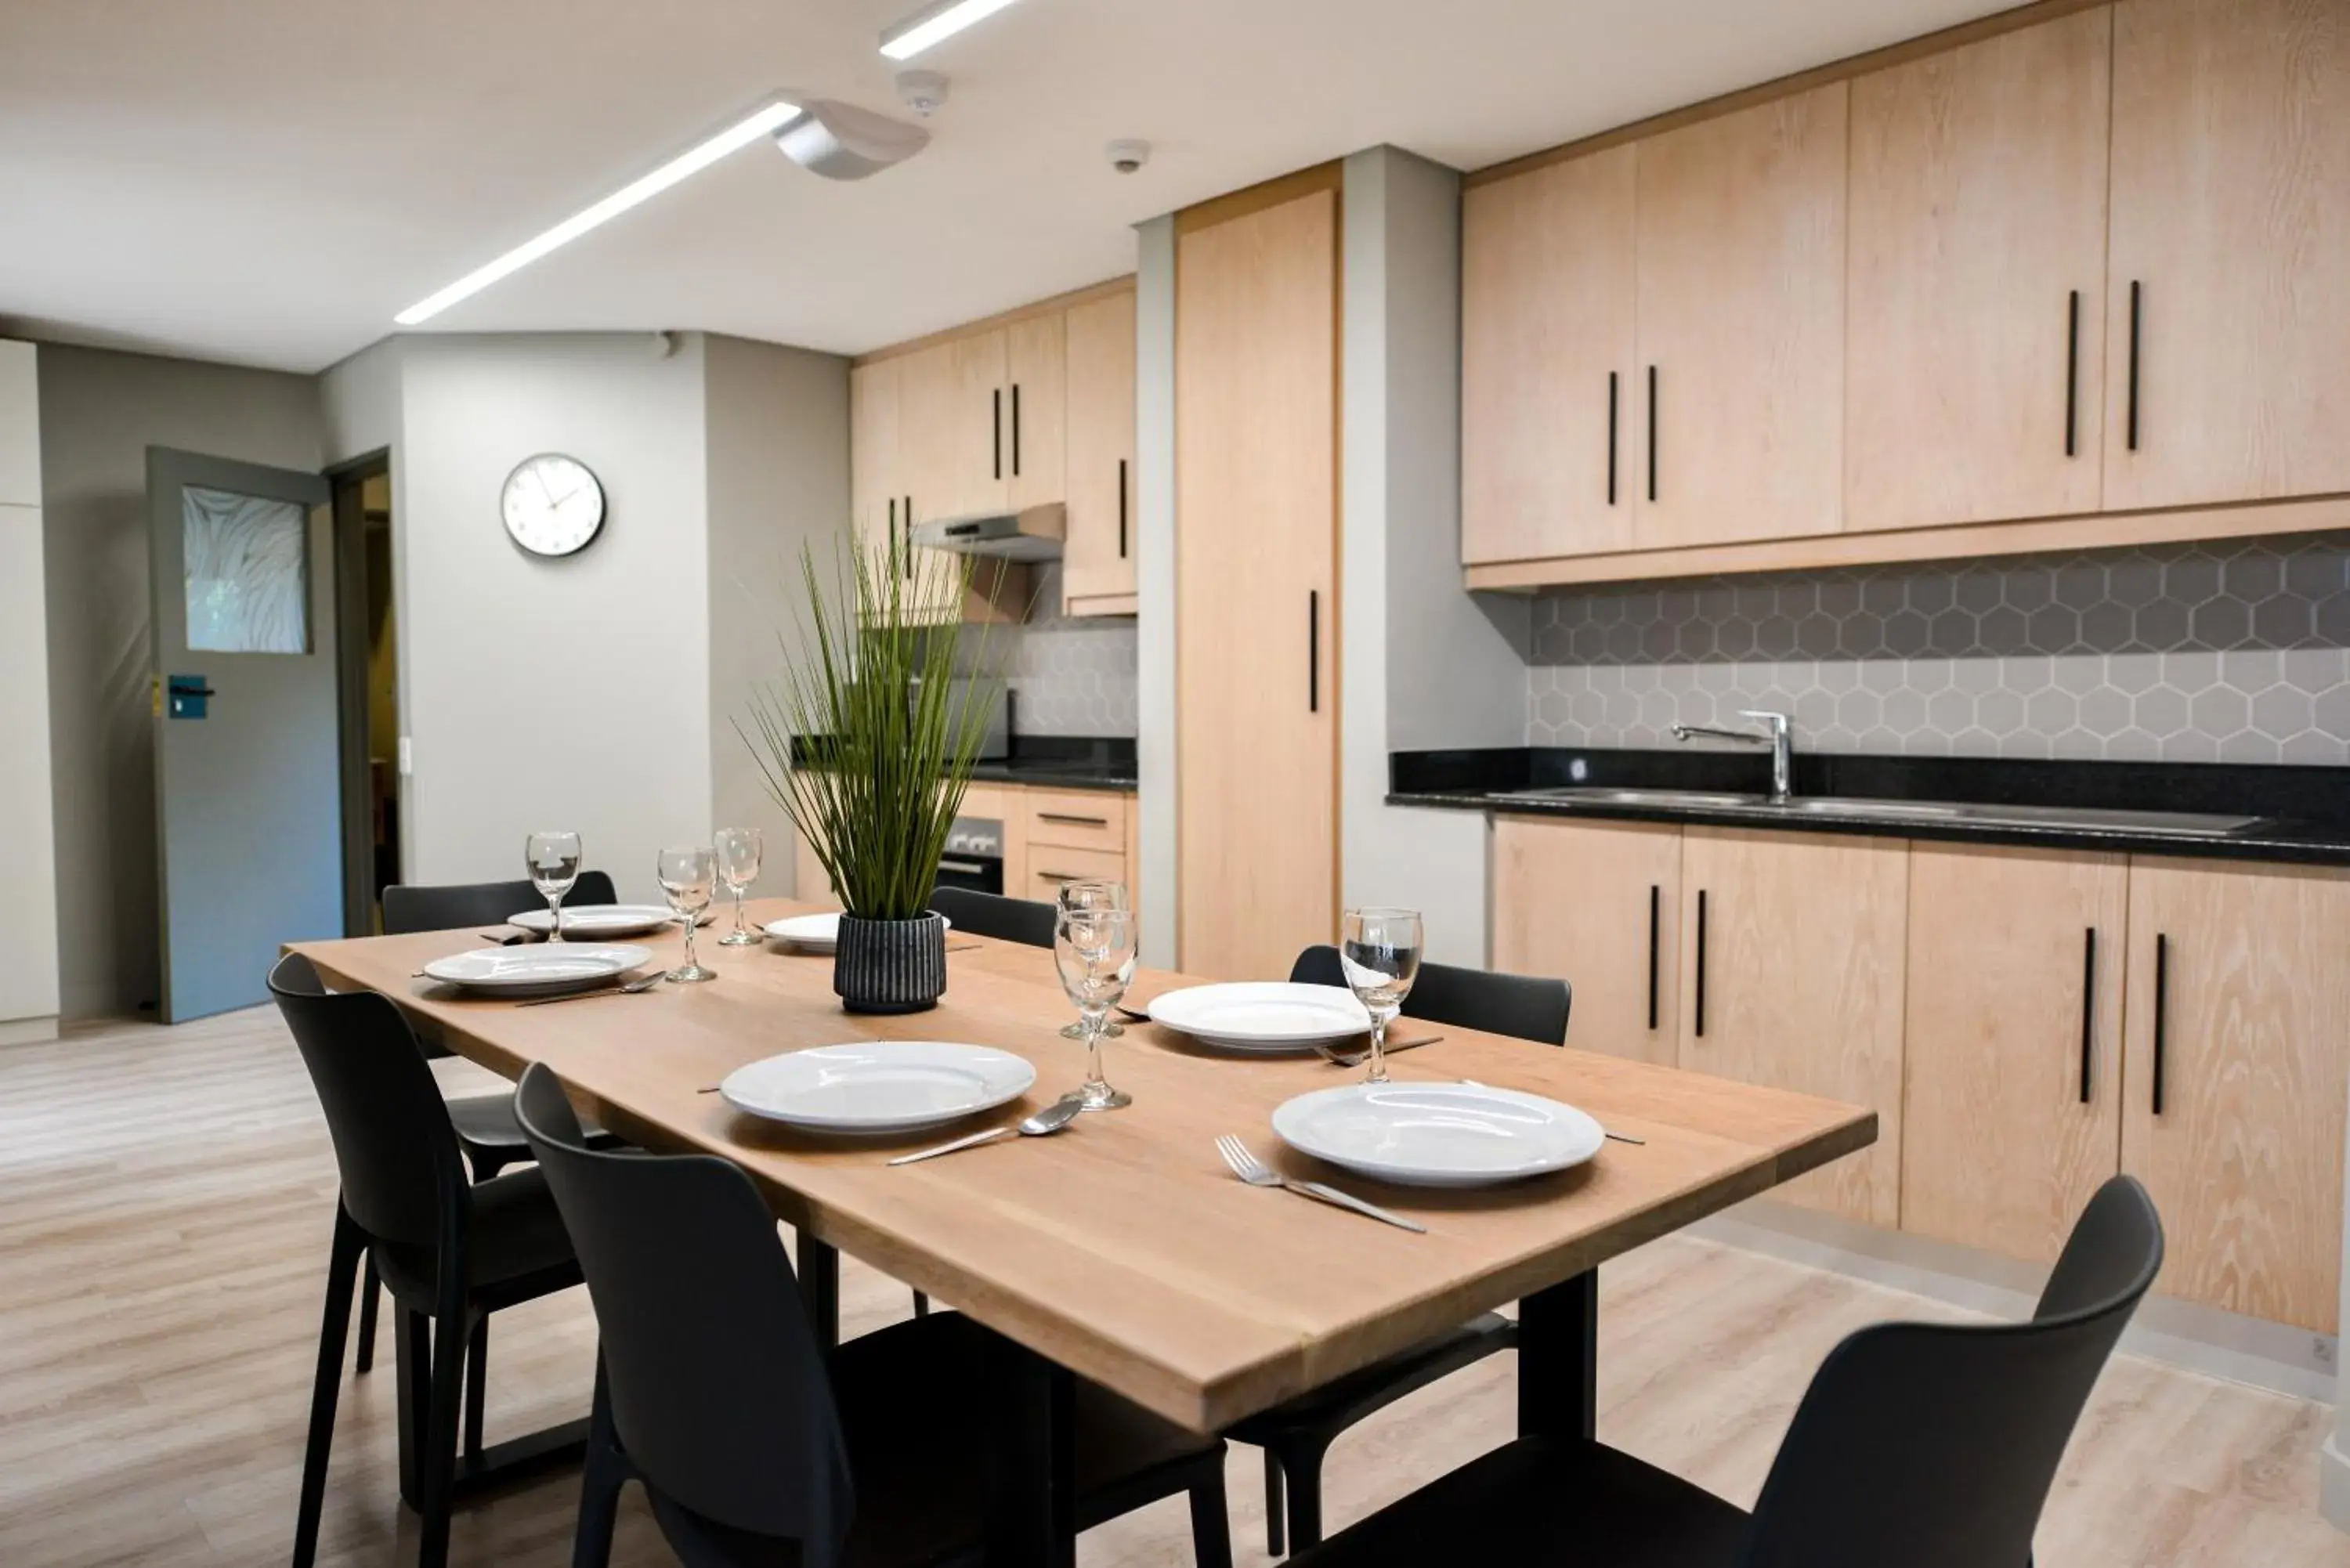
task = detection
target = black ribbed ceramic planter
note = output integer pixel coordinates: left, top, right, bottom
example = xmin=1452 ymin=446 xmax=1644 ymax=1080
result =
xmin=833 ymin=912 xmax=947 ymax=1014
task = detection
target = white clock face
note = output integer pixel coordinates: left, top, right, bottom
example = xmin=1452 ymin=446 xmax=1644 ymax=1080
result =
xmin=501 ymin=453 xmax=606 ymax=557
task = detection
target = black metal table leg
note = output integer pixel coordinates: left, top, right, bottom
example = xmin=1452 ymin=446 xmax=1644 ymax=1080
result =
xmin=797 ymin=1233 xmax=840 ymax=1353
xmin=982 ymin=1330 xmax=1076 ymax=1568
xmin=1517 ymin=1268 xmax=1597 ymax=1440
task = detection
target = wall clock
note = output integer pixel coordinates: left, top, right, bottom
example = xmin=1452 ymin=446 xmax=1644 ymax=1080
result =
xmin=500 ymin=453 xmax=606 ymax=557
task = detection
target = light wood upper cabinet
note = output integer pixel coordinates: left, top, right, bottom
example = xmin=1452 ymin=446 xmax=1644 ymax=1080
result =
xmin=1177 ymin=186 xmax=1339 ymax=981
xmin=849 ymin=359 xmax=902 ymax=569
xmin=1005 ymin=313 xmax=1065 ymax=511
xmin=1062 ymin=287 xmax=1138 ymax=613
xmin=1633 ymin=84 xmax=1847 ymax=549
xmin=2120 ymin=858 xmax=2350 ymax=1334
xmin=1846 ymin=9 xmax=2112 ymax=533
xmin=2105 ymin=0 xmax=2350 ymax=511
xmin=1491 ymin=815 xmax=1679 ymax=1064
xmin=1678 ymin=826 xmax=1907 ymax=1225
xmin=1900 ymin=844 xmax=2128 ymax=1265
xmin=897 ymin=334 xmax=1003 ymax=522
xmin=1460 ymin=146 xmax=1637 ymax=565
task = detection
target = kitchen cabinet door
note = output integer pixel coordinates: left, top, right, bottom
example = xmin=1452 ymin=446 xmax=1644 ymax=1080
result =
xmin=1900 ymin=844 xmax=2128 ymax=1264
xmin=2121 ymin=858 xmax=2350 ymax=1333
xmin=849 ymin=358 xmax=902 ymax=575
xmin=2105 ymin=0 xmax=2350 ymax=510
xmin=1846 ymin=8 xmax=2111 ymax=533
xmin=898 ymin=334 xmax=1003 ymax=523
xmin=1491 ymin=815 xmax=1680 ymax=1064
xmin=1176 ymin=183 xmax=1339 ymax=981
xmin=1005 ymin=311 xmax=1065 ymax=512
xmin=1460 ymin=145 xmax=1637 ymax=564
xmin=1062 ymin=288 xmax=1137 ymax=614
xmin=1634 ymin=84 xmax=1847 ymax=549
xmin=1679 ymin=827 xmax=1907 ymax=1224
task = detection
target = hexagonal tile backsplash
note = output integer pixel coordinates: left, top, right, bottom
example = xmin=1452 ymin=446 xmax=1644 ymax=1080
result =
xmin=1525 ymin=535 xmax=2350 ymax=764
xmin=953 ymin=565 xmax=1139 ymax=736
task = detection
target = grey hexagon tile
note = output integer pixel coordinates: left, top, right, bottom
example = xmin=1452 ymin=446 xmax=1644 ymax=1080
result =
xmin=2077 ymin=687 xmax=2131 ymax=737
xmin=2134 ymin=686 xmax=2191 ymax=737
xmin=2251 ymin=685 xmax=2313 ymax=739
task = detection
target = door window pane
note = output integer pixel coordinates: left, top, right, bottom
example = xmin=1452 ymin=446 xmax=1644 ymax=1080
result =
xmin=183 ymin=485 xmax=309 ymax=653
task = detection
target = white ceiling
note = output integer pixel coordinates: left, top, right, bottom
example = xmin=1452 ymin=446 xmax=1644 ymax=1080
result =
xmin=0 ymin=0 xmax=2017 ymax=374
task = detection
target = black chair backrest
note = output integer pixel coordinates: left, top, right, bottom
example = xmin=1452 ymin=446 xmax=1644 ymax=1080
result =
xmin=381 ymin=871 xmax=620 ymax=935
xmin=929 ymin=886 xmax=1058 ymax=948
xmin=1289 ymin=945 xmax=1571 ymax=1046
xmin=267 ymin=952 xmax=464 ymax=1249
xmin=1736 ymin=1175 xmax=2163 ymax=1568
xmin=513 ymin=1063 xmax=853 ymax=1553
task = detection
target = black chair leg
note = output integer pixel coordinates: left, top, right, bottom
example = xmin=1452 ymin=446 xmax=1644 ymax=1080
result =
xmin=464 ymin=1317 xmax=489 ymax=1468
xmin=1263 ymin=1448 xmax=1286 ymax=1557
xmin=353 ymin=1252 xmax=381 ymax=1374
xmin=913 ymin=1290 xmax=931 ymax=1317
xmin=1280 ymin=1440 xmax=1329 ymax=1554
xmin=396 ymin=1308 xmax=432 ymax=1508
xmin=573 ymin=1360 xmax=625 ymax=1568
xmin=294 ymin=1209 xmax=363 ymax=1568
xmin=1189 ymin=1465 xmax=1235 ymax=1568
xmin=417 ymin=1302 xmax=468 ymax=1568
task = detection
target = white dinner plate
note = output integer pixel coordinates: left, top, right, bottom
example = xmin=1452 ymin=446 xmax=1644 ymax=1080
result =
xmin=763 ymin=911 xmax=952 ymax=952
xmin=420 ymin=944 xmax=653 ymax=998
xmin=1146 ymin=982 xmax=1372 ymax=1053
xmin=509 ymin=904 xmax=679 ymax=938
xmin=1271 ymin=1081 xmax=1606 ymax=1188
xmin=718 ymin=1041 xmax=1035 ymax=1134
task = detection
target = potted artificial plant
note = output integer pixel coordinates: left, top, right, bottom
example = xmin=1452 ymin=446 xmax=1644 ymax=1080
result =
xmin=744 ymin=542 xmax=1000 ymax=1013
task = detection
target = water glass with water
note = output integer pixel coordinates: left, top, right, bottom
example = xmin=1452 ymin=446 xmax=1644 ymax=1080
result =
xmin=1340 ymin=907 xmax=1424 ymax=1084
xmin=526 ymin=831 xmax=582 ymax=941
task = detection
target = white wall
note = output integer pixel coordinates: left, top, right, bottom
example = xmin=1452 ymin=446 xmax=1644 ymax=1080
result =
xmin=0 ymin=341 xmax=60 ymax=1039
xmin=394 ymin=334 xmax=713 ymax=901
xmin=703 ymin=333 xmax=851 ymax=897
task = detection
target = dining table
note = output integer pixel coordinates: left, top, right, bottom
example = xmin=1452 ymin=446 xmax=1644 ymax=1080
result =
xmin=289 ymin=897 xmax=1875 ymax=1568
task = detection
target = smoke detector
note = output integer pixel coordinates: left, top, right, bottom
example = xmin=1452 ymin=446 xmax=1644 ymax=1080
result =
xmin=773 ymin=100 xmax=931 ymax=180
xmin=897 ymin=70 xmax=950 ymax=117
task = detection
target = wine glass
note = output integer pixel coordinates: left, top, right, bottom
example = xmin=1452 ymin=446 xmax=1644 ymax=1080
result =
xmin=1054 ymin=905 xmax=1137 ymax=1111
xmin=525 ymin=831 xmax=582 ymax=941
xmin=657 ymin=846 xmax=718 ymax=983
xmin=713 ymin=827 xmax=764 ymax=946
xmin=1340 ymin=908 xmax=1424 ymax=1085
xmin=1055 ymin=879 xmax=1130 ymax=1038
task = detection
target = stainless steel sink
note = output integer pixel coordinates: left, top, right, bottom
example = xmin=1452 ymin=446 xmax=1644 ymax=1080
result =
xmin=1492 ymin=786 xmax=2263 ymax=837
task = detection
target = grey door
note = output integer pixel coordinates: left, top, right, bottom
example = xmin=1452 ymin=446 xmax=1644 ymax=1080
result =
xmin=149 ymin=448 xmax=339 ymax=1021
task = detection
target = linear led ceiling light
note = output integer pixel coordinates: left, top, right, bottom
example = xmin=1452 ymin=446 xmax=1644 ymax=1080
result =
xmin=879 ymin=0 xmax=1023 ymax=61
xmin=393 ymin=98 xmax=801 ymax=325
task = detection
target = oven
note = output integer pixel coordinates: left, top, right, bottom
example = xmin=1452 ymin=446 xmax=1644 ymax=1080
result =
xmin=935 ymin=815 xmax=1005 ymax=895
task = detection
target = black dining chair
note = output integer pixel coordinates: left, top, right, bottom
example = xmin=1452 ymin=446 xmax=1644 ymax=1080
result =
xmin=512 ymin=1061 xmax=1235 ymax=1568
xmin=270 ymin=953 xmax=589 ymax=1568
xmin=928 ymin=885 xmax=1058 ymax=948
xmin=1285 ymin=1174 xmax=2164 ymax=1568
xmin=1237 ymin=945 xmax=1573 ymax=1555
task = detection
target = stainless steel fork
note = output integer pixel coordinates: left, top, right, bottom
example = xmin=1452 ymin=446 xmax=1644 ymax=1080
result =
xmin=1213 ymin=1135 xmax=1426 ymax=1233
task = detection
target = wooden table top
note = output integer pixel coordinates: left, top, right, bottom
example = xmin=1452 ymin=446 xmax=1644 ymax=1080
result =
xmin=291 ymin=899 xmax=1874 ymax=1432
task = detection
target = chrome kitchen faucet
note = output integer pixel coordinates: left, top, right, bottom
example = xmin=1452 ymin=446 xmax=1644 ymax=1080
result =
xmin=1670 ymin=710 xmax=1794 ymax=804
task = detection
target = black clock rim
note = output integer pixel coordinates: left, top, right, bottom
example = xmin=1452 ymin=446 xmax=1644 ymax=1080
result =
xmin=501 ymin=452 xmax=605 ymax=558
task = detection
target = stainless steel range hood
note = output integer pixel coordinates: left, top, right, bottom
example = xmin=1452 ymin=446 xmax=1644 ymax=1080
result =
xmin=911 ymin=501 xmax=1065 ymax=562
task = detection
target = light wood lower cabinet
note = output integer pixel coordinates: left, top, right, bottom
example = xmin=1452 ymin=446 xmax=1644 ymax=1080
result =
xmin=1490 ymin=815 xmax=1679 ymax=1064
xmin=1676 ymin=827 xmax=1908 ymax=1226
xmin=2121 ymin=858 xmax=2350 ymax=1333
xmin=1900 ymin=844 xmax=2129 ymax=1264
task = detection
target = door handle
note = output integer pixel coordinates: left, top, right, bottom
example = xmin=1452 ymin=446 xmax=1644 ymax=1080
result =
xmin=992 ymin=388 xmax=1003 ymax=480
xmin=2150 ymin=931 xmax=2168 ymax=1115
xmin=1692 ymin=887 xmax=1708 ymax=1039
xmin=1010 ymin=383 xmax=1021 ymax=477
xmin=1645 ymin=365 xmax=1659 ymax=504
xmin=1307 ymin=590 xmax=1319 ymax=714
xmin=938 ymin=859 xmax=989 ymax=876
xmin=1037 ymin=813 xmax=1109 ymax=828
xmin=903 ymin=497 xmax=914 ymax=580
xmin=2078 ymin=926 xmax=2096 ymax=1103
xmin=2064 ymin=290 xmax=2081 ymax=458
xmin=1117 ymin=458 xmax=1129 ymax=558
xmin=1646 ymin=883 xmax=1660 ymax=1030
xmin=2126 ymin=280 xmax=2143 ymax=452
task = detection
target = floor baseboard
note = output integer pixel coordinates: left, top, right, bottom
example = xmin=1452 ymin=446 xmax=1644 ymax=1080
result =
xmin=0 ymin=1015 xmax=60 ymax=1046
xmin=2322 ymin=1434 xmax=2350 ymax=1533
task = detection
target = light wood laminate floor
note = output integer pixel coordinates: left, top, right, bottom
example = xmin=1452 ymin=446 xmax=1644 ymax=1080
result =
xmin=2 ymin=1007 xmax=2343 ymax=1567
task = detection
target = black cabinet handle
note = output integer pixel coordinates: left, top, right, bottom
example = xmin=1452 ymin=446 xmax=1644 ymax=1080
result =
xmin=992 ymin=388 xmax=1003 ymax=479
xmin=2126 ymin=280 xmax=2142 ymax=452
xmin=1037 ymin=812 xmax=1108 ymax=828
xmin=2078 ymin=926 xmax=2096 ymax=1104
xmin=1117 ymin=458 xmax=1129 ymax=558
xmin=2150 ymin=932 xmax=2168 ymax=1115
xmin=1646 ymin=883 xmax=1660 ymax=1031
xmin=1645 ymin=365 xmax=1658 ymax=504
xmin=902 ymin=497 xmax=914 ymax=580
xmin=887 ymin=497 xmax=898 ymax=576
xmin=1607 ymin=371 xmax=1620 ymax=506
xmin=1693 ymin=888 xmax=1708 ymax=1039
xmin=1010 ymin=383 xmax=1021 ymax=477
xmin=1307 ymin=590 xmax=1319 ymax=714
xmin=2064 ymin=290 xmax=2081 ymax=458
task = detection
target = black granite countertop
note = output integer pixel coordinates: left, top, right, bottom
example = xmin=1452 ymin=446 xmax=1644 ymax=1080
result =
xmin=793 ymin=735 xmax=1137 ymax=793
xmin=1389 ymin=746 xmax=2350 ymax=867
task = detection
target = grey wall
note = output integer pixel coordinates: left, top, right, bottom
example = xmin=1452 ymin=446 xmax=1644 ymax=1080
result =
xmin=1526 ymin=536 xmax=2350 ymax=763
xmin=703 ymin=333 xmax=851 ymax=897
xmin=37 ymin=344 xmax=324 ymax=1018
xmin=1135 ymin=215 xmax=1179 ymax=966
xmin=1341 ymin=146 xmax=1517 ymax=967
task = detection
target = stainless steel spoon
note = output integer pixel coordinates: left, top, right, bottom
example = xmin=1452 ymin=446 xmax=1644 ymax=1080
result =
xmin=888 ymin=1095 xmax=1084 ymax=1165
xmin=512 ymin=970 xmax=667 ymax=1007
